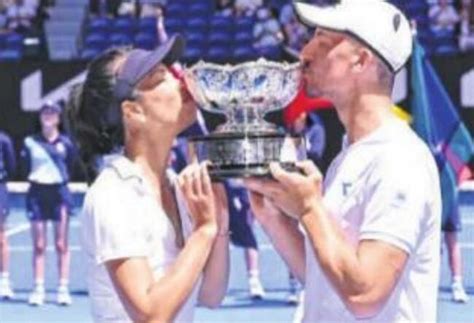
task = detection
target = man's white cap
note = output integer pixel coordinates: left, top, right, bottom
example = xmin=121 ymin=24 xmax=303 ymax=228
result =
xmin=294 ymin=0 xmax=413 ymax=72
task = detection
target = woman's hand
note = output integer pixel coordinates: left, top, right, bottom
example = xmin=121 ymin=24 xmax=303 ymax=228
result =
xmin=178 ymin=162 xmax=217 ymax=235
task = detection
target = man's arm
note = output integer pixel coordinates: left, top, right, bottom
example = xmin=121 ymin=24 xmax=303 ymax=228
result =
xmin=247 ymin=161 xmax=409 ymax=319
xmin=301 ymin=202 xmax=407 ymax=318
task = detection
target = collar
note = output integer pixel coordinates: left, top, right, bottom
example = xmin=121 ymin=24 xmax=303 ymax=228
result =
xmin=106 ymin=154 xmax=144 ymax=182
xmin=105 ymin=154 xmax=177 ymax=196
xmin=105 ymin=154 xmax=155 ymax=196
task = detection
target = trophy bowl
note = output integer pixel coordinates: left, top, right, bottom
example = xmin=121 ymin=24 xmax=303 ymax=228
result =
xmin=184 ymin=58 xmax=306 ymax=179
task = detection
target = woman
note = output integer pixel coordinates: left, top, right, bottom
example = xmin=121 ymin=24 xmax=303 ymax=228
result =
xmin=21 ymin=102 xmax=75 ymax=306
xmin=0 ymin=130 xmax=16 ymax=299
xmin=66 ymin=35 xmax=230 ymax=322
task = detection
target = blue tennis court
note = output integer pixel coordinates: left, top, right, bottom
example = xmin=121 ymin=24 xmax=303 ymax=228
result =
xmin=1 ymin=188 xmax=473 ymax=322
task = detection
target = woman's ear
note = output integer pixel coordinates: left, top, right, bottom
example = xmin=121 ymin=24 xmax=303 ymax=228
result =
xmin=122 ymin=100 xmax=145 ymax=124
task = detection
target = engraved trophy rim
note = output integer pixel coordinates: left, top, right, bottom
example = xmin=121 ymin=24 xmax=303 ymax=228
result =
xmin=183 ymin=58 xmax=302 ymax=128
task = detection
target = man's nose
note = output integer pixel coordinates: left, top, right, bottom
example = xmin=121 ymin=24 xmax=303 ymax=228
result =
xmin=300 ymin=44 xmax=312 ymax=65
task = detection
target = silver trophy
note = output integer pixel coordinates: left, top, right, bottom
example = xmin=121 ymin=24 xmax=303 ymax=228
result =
xmin=184 ymin=58 xmax=306 ymax=179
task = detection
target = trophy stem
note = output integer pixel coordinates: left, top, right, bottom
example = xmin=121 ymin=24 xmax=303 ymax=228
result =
xmin=218 ymin=106 xmax=276 ymax=133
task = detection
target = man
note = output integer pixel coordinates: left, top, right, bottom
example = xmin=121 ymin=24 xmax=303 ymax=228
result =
xmin=245 ymin=1 xmax=441 ymax=322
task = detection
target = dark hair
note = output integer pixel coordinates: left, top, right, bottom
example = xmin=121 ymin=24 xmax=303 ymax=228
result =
xmin=65 ymin=47 xmax=131 ymax=180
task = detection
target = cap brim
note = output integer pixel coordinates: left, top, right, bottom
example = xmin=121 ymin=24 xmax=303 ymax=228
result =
xmin=134 ymin=34 xmax=185 ymax=84
xmin=294 ymin=2 xmax=346 ymax=32
xmin=40 ymin=104 xmax=61 ymax=114
xmin=41 ymin=107 xmax=61 ymax=114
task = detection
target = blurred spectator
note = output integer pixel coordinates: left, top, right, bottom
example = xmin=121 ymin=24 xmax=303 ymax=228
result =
xmin=215 ymin=0 xmax=234 ymax=17
xmin=279 ymin=3 xmax=309 ymax=52
xmin=234 ymin=0 xmax=262 ymax=17
xmin=89 ymin=0 xmax=121 ymax=18
xmin=459 ymin=0 xmax=474 ymax=51
xmin=117 ymin=0 xmax=137 ymax=17
xmin=441 ymin=191 xmax=470 ymax=303
xmin=88 ymin=0 xmax=100 ymax=16
xmin=0 ymin=130 xmax=16 ymax=300
xmin=139 ymin=1 xmax=164 ymax=18
xmin=290 ymin=112 xmax=327 ymax=170
xmin=253 ymin=7 xmax=284 ymax=55
xmin=429 ymin=0 xmax=461 ymax=32
xmin=0 ymin=6 xmax=7 ymax=31
xmin=6 ymin=0 xmax=37 ymax=33
xmin=226 ymin=179 xmax=266 ymax=300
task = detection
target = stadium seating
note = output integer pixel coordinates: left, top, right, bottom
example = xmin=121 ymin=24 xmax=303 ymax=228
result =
xmin=74 ymin=0 xmax=463 ymax=62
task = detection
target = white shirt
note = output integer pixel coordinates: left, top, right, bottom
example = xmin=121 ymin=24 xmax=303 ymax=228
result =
xmin=303 ymin=119 xmax=441 ymax=323
xmin=81 ymin=155 xmax=199 ymax=323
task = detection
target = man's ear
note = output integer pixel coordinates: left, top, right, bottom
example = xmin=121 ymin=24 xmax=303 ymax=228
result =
xmin=352 ymin=47 xmax=372 ymax=73
xmin=121 ymin=100 xmax=145 ymax=123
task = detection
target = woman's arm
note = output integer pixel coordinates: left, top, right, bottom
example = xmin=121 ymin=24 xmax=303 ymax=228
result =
xmin=106 ymin=163 xmax=219 ymax=322
xmin=198 ymin=183 xmax=230 ymax=307
xmin=106 ymin=225 xmax=217 ymax=322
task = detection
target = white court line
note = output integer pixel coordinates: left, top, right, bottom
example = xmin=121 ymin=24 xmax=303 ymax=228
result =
xmin=5 ymin=223 xmax=30 ymax=237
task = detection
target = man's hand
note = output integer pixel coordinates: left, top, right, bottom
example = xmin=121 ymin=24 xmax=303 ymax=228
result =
xmin=245 ymin=160 xmax=323 ymax=220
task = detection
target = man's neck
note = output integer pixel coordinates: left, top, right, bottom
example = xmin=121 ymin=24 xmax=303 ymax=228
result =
xmin=339 ymin=94 xmax=394 ymax=144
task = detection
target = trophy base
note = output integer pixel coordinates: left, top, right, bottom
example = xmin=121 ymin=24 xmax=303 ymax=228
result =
xmin=207 ymin=162 xmax=301 ymax=180
xmin=189 ymin=132 xmax=306 ymax=180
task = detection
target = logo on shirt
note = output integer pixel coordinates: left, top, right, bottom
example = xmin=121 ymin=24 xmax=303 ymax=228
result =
xmin=390 ymin=191 xmax=407 ymax=208
xmin=342 ymin=182 xmax=352 ymax=197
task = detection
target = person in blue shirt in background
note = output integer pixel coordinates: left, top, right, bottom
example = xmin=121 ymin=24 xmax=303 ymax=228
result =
xmin=288 ymin=110 xmax=327 ymax=172
xmin=0 ymin=130 xmax=16 ymax=299
xmin=21 ymin=103 xmax=76 ymax=306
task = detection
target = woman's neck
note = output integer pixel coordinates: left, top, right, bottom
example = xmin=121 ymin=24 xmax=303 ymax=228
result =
xmin=126 ymin=133 xmax=175 ymax=195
